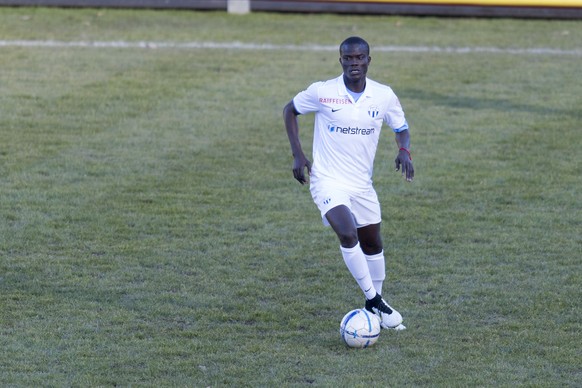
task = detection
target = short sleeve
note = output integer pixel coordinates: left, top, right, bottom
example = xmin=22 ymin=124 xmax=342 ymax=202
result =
xmin=292 ymin=81 xmax=324 ymax=115
xmin=384 ymin=94 xmax=407 ymax=132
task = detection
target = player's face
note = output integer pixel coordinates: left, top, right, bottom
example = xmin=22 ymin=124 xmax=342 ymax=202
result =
xmin=339 ymin=43 xmax=371 ymax=83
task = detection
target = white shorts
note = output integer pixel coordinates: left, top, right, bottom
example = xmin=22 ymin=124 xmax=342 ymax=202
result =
xmin=310 ymin=182 xmax=381 ymax=227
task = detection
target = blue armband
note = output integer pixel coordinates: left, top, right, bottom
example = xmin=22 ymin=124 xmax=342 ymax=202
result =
xmin=393 ymin=120 xmax=409 ymax=133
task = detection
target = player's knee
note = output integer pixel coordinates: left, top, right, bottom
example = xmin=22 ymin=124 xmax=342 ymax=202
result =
xmin=337 ymin=231 xmax=359 ymax=249
xmin=360 ymin=241 xmax=383 ymax=255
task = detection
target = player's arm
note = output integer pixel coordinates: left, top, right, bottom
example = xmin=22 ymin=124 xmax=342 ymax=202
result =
xmin=394 ymin=129 xmax=414 ymax=182
xmin=283 ymin=100 xmax=312 ymax=185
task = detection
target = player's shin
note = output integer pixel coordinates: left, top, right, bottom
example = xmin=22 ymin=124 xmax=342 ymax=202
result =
xmin=340 ymin=243 xmax=376 ymax=300
xmin=365 ymin=251 xmax=385 ymax=296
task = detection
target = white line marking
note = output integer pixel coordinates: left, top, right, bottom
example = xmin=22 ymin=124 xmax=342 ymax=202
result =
xmin=0 ymin=40 xmax=580 ymax=56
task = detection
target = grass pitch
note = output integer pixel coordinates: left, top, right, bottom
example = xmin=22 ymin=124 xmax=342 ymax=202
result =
xmin=0 ymin=7 xmax=581 ymax=386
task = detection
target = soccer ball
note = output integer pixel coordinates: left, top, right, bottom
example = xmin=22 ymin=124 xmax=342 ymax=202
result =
xmin=340 ymin=308 xmax=381 ymax=348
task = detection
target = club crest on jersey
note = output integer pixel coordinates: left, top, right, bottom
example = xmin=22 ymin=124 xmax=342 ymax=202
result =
xmin=368 ymin=105 xmax=379 ymax=118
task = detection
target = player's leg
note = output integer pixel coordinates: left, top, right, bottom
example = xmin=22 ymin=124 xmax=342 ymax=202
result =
xmin=325 ymin=205 xmax=377 ymax=300
xmin=352 ymin=192 xmax=404 ymax=329
xmin=325 ymin=205 xmax=358 ymax=248
xmin=357 ymin=223 xmax=382 ymax=254
xmin=357 ymin=223 xmax=385 ymax=295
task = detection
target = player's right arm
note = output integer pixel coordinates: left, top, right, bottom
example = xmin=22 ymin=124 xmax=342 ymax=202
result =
xmin=283 ymin=100 xmax=312 ymax=185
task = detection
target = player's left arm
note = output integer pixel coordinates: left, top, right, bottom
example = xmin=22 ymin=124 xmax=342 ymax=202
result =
xmin=394 ymin=128 xmax=414 ymax=182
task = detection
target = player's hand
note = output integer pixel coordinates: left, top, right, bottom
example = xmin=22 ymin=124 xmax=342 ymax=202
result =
xmin=292 ymin=155 xmax=312 ymax=185
xmin=395 ymin=150 xmax=414 ymax=182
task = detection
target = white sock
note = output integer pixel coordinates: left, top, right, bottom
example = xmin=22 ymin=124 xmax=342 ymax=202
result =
xmin=340 ymin=243 xmax=377 ymax=300
xmin=365 ymin=251 xmax=386 ymax=296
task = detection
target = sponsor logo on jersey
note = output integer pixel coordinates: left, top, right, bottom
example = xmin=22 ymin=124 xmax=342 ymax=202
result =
xmin=328 ymin=124 xmax=375 ymax=135
xmin=319 ymin=98 xmax=351 ymax=104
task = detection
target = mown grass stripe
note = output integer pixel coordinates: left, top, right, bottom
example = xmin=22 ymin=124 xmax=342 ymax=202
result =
xmin=0 ymin=39 xmax=581 ymax=56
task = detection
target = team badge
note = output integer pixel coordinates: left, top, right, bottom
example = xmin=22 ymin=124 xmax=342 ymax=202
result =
xmin=368 ymin=105 xmax=379 ymax=118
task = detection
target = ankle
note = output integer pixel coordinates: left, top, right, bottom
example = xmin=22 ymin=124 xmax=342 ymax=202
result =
xmin=367 ymin=293 xmax=381 ymax=305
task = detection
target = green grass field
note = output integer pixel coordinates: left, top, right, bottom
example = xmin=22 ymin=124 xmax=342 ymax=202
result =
xmin=0 ymin=6 xmax=581 ymax=386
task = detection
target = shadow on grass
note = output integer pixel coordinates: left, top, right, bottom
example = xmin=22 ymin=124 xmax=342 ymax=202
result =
xmin=399 ymin=88 xmax=579 ymax=118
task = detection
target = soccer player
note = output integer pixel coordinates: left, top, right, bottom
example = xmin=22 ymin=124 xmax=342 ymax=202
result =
xmin=283 ymin=36 xmax=414 ymax=330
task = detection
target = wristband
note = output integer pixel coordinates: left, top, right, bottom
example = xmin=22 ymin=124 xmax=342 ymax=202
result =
xmin=399 ymin=147 xmax=412 ymax=160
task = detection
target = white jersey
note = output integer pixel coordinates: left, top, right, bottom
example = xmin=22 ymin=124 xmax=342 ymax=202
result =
xmin=293 ymin=75 xmax=407 ymax=191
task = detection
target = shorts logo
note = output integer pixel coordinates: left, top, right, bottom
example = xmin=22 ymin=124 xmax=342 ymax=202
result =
xmin=368 ymin=105 xmax=379 ymax=118
xmin=323 ymin=197 xmax=332 ymax=205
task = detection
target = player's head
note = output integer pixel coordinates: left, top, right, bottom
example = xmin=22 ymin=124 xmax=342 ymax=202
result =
xmin=339 ymin=36 xmax=370 ymax=56
xmin=339 ymin=36 xmax=371 ymax=83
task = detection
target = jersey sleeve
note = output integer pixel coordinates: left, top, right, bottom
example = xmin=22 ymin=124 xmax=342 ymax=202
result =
xmin=292 ymin=81 xmax=324 ymax=115
xmin=384 ymin=93 xmax=408 ymax=133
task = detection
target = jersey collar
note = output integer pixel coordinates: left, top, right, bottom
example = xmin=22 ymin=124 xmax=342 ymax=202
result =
xmin=337 ymin=74 xmax=372 ymax=102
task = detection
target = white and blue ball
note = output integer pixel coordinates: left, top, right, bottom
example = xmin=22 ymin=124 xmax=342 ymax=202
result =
xmin=340 ymin=308 xmax=381 ymax=348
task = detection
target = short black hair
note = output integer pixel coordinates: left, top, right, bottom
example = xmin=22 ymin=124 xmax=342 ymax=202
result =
xmin=339 ymin=36 xmax=370 ymax=55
